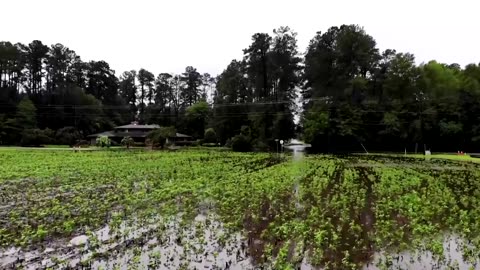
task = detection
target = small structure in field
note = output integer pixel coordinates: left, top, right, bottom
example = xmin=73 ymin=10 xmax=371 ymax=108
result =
xmin=87 ymin=123 xmax=193 ymax=146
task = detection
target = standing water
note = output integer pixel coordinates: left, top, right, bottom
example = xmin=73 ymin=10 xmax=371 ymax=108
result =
xmin=284 ymin=139 xmax=311 ymax=161
xmin=284 ymin=139 xmax=310 ymax=202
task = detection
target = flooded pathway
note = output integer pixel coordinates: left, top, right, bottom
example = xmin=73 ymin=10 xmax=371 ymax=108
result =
xmin=284 ymin=138 xmax=309 ymax=205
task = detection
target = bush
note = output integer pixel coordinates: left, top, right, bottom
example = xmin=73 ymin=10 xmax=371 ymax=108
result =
xmin=20 ymin=129 xmax=53 ymax=146
xmin=240 ymin=125 xmax=251 ymax=137
xmin=96 ymin=136 xmax=111 ymax=148
xmin=146 ymin=126 xmax=176 ymax=149
xmin=204 ymin=128 xmax=217 ymax=143
xmin=75 ymin=140 xmax=90 ymax=148
xmin=121 ymin=136 xmax=134 ymax=149
xmin=190 ymin=140 xmax=201 ymax=147
xmin=56 ymin=127 xmax=82 ymax=146
xmin=253 ymin=140 xmax=270 ymax=151
xmin=165 ymin=141 xmax=173 ymax=148
xmin=231 ymin=134 xmax=252 ymax=152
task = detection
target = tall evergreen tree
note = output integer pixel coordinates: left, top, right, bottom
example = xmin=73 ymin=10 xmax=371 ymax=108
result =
xmin=137 ymin=68 xmax=154 ymax=122
xmin=181 ymin=66 xmax=202 ymax=107
xmin=119 ymin=70 xmax=137 ymax=122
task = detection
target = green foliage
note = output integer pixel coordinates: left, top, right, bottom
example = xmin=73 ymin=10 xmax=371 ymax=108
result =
xmin=439 ymin=121 xmax=463 ymax=137
xmin=146 ymin=126 xmax=176 ymax=149
xmin=185 ymin=101 xmax=210 ymax=138
xmin=0 ymin=151 xmax=480 ymax=268
xmin=15 ymin=97 xmax=37 ymax=129
xmin=181 ymin=66 xmax=203 ymax=107
xmin=203 ymin=128 xmax=217 ymax=143
xmin=137 ymin=68 xmax=155 ymax=121
xmin=300 ymin=24 xmax=480 ymax=152
xmin=224 ymin=138 xmax=232 ymax=147
xmin=0 ymin=114 xmax=6 ymax=144
xmin=303 ymin=104 xmax=329 ymax=144
xmin=229 ymin=125 xmax=253 ymax=152
xmin=20 ymin=128 xmax=53 ymax=146
xmin=121 ymin=136 xmax=134 ymax=149
xmin=55 ymin=127 xmax=82 ymax=146
xmin=252 ymin=139 xmax=269 ymax=151
xmin=96 ymin=136 xmax=111 ymax=148
xmin=240 ymin=125 xmax=251 ymax=137
xmin=3 ymin=25 xmax=480 ymax=153
xmin=119 ymin=70 xmax=137 ymax=122
xmin=231 ymin=134 xmax=252 ymax=152
xmin=212 ymin=26 xmax=299 ymax=146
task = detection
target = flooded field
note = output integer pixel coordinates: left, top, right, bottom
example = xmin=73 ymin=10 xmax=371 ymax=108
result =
xmin=1 ymin=149 xmax=480 ymax=269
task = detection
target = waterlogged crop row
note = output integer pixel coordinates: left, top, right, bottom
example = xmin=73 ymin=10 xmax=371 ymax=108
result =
xmin=1 ymin=150 xmax=480 ymax=269
xmin=0 ymin=150 xmax=272 ymax=248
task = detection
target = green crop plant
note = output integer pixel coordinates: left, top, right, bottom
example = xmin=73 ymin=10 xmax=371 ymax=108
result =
xmin=1 ymin=149 xmax=480 ymax=269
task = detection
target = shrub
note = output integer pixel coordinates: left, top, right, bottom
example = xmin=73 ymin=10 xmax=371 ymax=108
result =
xmin=75 ymin=140 xmax=90 ymax=148
xmin=121 ymin=136 xmax=134 ymax=149
xmin=231 ymin=134 xmax=252 ymax=152
xmin=146 ymin=126 xmax=176 ymax=149
xmin=20 ymin=129 xmax=53 ymax=146
xmin=190 ymin=140 xmax=201 ymax=147
xmin=204 ymin=128 xmax=217 ymax=143
xmin=55 ymin=127 xmax=82 ymax=146
xmin=96 ymin=136 xmax=111 ymax=148
xmin=240 ymin=125 xmax=251 ymax=137
xmin=253 ymin=140 xmax=269 ymax=151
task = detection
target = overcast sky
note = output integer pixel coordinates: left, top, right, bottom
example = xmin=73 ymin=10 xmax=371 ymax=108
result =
xmin=2 ymin=0 xmax=479 ymax=76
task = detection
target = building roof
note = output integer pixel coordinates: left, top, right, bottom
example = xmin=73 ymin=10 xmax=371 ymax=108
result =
xmin=87 ymin=131 xmax=148 ymax=138
xmin=114 ymin=124 xmax=160 ymax=130
xmin=87 ymin=130 xmax=192 ymax=139
xmin=175 ymin=133 xmax=192 ymax=138
xmin=87 ymin=131 xmax=114 ymax=138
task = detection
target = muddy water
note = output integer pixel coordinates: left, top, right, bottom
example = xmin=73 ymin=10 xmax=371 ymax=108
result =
xmin=0 ymin=213 xmax=255 ymax=270
xmin=284 ymin=140 xmax=308 ymax=211
xmin=282 ymin=143 xmax=480 ymax=270
xmin=284 ymin=139 xmax=309 ymax=162
xmin=364 ymin=235 xmax=480 ymax=270
xmin=3 ymin=148 xmax=480 ymax=269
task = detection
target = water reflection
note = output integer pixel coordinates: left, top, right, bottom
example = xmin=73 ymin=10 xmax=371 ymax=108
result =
xmin=364 ymin=235 xmax=479 ymax=270
xmin=283 ymin=139 xmax=311 ymax=161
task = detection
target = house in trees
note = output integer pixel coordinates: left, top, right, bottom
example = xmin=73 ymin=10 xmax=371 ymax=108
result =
xmin=87 ymin=123 xmax=192 ymax=146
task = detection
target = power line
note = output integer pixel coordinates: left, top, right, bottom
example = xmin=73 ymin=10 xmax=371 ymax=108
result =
xmin=0 ymin=108 xmax=468 ymax=118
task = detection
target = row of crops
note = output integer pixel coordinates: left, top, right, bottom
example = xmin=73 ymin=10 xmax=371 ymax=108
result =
xmin=1 ymin=149 xmax=480 ymax=269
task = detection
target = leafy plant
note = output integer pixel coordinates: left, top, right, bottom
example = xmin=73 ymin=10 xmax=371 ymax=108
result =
xmin=96 ymin=136 xmax=111 ymax=148
xmin=204 ymin=128 xmax=217 ymax=144
xmin=146 ymin=126 xmax=176 ymax=149
xmin=121 ymin=136 xmax=134 ymax=149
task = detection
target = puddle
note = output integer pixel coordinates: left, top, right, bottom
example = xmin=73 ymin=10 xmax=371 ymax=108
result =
xmin=285 ymin=139 xmax=309 ymax=210
xmin=364 ymin=235 xmax=480 ymax=270
xmin=0 ymin=213 xmax=255 ymax=270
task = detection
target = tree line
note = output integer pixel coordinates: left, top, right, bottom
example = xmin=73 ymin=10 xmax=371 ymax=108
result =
xmin=302 ymin=25 xmax=480 ymax=152
xmin=1 ymin=25 xmax=480 ymax=152
xmin=0 ymin=40 xmax=215 ymax=145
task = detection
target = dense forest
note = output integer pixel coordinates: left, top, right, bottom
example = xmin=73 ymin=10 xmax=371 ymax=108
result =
xmin=1 ymin=24 xmax=480 ymax=152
